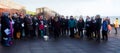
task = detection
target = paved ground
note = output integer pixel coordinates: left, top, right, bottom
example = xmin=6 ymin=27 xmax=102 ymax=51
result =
xmin=0 ymin=28 xmax=120 ymax=53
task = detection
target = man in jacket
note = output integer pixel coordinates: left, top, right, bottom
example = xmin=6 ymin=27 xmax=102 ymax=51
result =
xmin=95 ymin=15 xmax=102 ymax=41
xmin=68 ymin=16 xmax=76 ymax=38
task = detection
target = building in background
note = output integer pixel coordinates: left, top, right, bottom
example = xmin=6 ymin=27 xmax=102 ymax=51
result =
xmin=36 ymin=7 xmax=59 ymax=20
xmin=0 ymin=0 xmax=26 ymax=16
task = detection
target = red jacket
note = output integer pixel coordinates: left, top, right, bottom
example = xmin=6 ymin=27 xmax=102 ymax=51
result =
xmin=39 ymin=24 xmax=44 ymax=30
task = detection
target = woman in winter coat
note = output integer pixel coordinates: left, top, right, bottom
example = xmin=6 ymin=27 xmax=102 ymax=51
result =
xmin=85 ymin=16 xmax=92 ymax=39
xmin=77 ymin=17 xmax=84 ymax=38
xmin=1 ymin=13 xmax=13 ymax=46
xmin=53 ymin=16 xmax=61 ymax=39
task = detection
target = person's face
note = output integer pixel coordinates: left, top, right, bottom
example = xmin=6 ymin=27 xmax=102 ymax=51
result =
xmin=86 ymin=16 xmax=89 ymax=19
xmin=95 ymin=16 xmax=98 ymax=19
xmin=103 ymin=18 xmax=107 ymax=21
xmin=63 ymin=16 xmax=65 ymax=18
xmin=52 ymin=16 xmax=54 ymax=19
xmin=96 ymin=15 xmax=100 ymax=18
xmin=28 ymin=16 xmax=31 ymax=18
xmin=20 ymin=16 xmax=24 ymax=18
xmin=79 ymin=19 xmax=82 ymax=22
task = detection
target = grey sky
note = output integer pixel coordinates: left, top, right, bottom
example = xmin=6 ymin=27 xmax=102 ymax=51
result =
xmin=13 ymin=0 xmax=120 ymax=16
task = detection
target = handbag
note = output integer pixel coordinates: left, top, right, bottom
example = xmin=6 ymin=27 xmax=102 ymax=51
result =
xmin=108 ymin=24 xmax=112 ymax=31
xmin=16 ymin=32 xmax=21 ymax=39
xmin=74 ymin=32 xmax=80 ymax=39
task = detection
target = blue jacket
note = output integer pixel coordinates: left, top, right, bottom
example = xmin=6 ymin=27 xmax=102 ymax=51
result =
xmin=68 ymin=19 xmax=76 ymax=28
xmin=102 ymin=20 xmax=108 ymax=31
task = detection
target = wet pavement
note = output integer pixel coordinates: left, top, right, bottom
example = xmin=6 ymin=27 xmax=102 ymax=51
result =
xmin=0 ymin=28 xmax=120 ymax=53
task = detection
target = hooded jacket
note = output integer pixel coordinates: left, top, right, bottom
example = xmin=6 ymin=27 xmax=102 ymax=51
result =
xmin=68 ymin=19 xmax=76 ymax=28
xmin=102 ymin=20 xmax=108 ymax=31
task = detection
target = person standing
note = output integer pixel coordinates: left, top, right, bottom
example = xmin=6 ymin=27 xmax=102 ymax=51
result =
xmin=91 ymin=17 xmax=97 ymax=39
xmin=61 ymin=16 xmax=66 ymax=36
xmin=38 ymin=16 xmax=45 ymax=38
xmin=12 ymin=13 xmax=22 ymax=39
xmin=47 ymin=17 xmax=54 ymax=38
xmin=53 ymin=16 xmax=61 ymax=39
xmin=77 ymin=16 xmax=84 ymax=38
xmin=24 ymin=15 xmax=33 ymax=38
xmin=68 ymin=16 xmax=76 ymax=38
xmin=32 ymin=15 xmax=38 ymax=38
xmin=95 ymin=15 xmax=102 ymax=41
xmin=12 ymin=13 xmax=18 ymax=39
xmin=24 ymin=15 xmax=29 ymax=38
xmin=114 ymin=18 xmax=119 ymax=34
xmin=85 ymin=16 xmax=92 ymax=39
xmin=29 ymin=15 xmax=34 ymax=38
xmin=1 ymin=12 xmax=13 ymax=46
xmin=102 ymin=18 xmax=108 ymax=40
xmin=19 ymin=14 xmax=25 ymax=38
xmin=65 ymin=16 xmax=69 ymax=36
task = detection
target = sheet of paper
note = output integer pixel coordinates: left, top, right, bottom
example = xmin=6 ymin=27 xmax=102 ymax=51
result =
xmin=4 ymin=28 xmax=10 ymax=35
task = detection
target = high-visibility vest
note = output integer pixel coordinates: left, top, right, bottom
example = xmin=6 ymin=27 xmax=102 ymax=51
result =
xmin=114 ymin=20 xmax=119 ymax=28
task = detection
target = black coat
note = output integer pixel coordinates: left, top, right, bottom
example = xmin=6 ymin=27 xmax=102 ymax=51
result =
xmin=24 ymin=17 xmax=33 ymax=30
xmin=13 ymin=17 xmax=22 ymax=32
xmin=65 ymin=19 xmax=69 ymax=28
xmin=60 ymin=18 xmax=66 ymax=28
xmin=91 ymin=19 xmax=97 ymax=31
xmin=32 ymin=17 xmax=38 ymax=28
xmin=85 ymin=19 xmax=91 ymax=30
xmin=1 ymin=15 xmax=10 ymax=37
xmin=96 ymin=18 xmax=102 ymax=31
xmin=77 ymin=20 xmax=84 ymax=31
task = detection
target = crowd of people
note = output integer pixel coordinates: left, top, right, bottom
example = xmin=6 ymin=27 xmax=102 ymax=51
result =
xmin=0 ymin=12 xmax=119 ymax=47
